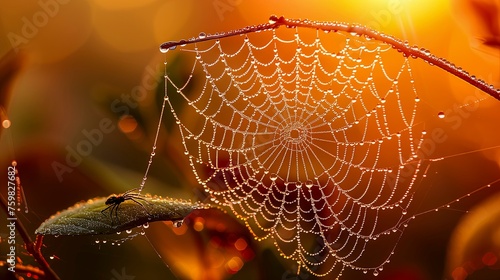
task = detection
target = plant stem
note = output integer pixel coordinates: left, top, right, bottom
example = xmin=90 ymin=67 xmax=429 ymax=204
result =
xmin=0 ymin=193 xmax=61 ymax=280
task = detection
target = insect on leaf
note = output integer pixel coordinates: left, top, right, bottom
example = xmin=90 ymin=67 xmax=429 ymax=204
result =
xmin=35 ymin=195 xmax=209 ymax=236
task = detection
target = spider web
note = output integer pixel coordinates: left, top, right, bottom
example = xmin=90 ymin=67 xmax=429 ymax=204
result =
xmin=158 ymin=20 xmax=497 ymax=277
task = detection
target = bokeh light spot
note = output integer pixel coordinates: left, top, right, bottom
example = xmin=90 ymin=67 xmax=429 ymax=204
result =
xmin=193 ymin=217 xmax=205 ymax=232
xmin=2 ymin=119 xmax=11 ymax=128
xmin=226 ymin=256 xmax=243 ymax=273
xmin=118 ymin=115 xmax=138 ymax=134
xmin=234 ymin=237 xmax=248 ymax=251
xmin=482 ymin=252 xmax=498 ymax=266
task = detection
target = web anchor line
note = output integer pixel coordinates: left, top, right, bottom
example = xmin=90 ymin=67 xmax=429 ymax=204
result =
xmin=160 ymin=15 xmax=500 ymax=101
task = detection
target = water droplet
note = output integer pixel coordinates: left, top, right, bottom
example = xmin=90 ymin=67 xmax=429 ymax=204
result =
xmin=126 ymin=229 xmax=133 ymax=234
xmin=173 ymin=220 xmax=184 ymax=228
xmin=270 ymin=173 xmax=278 ymax=181
xmin=143 ymin=222 xmax=150 ymax=229
xmin=437 ymin=112 xmax=445 ymax=119
xmin=102 ymin=240 xmax=107 ymax=244
xmin=159 ymin=41 xmax=177 ymax=53
xmin=305 ymin=180 xmax=314 ymax=188
xmin=198 ymin=32 xmax=207 ymax=39
xmin=159 ymin=46 xmax=169 ymax=53
xmin=269 ymin=15 xmax=279 ymax=24
xmin=95 ymin=240 xmax=100 ymax=244
xmin=116 ymin=231 xmax=121 ymax=235
xmin=49 ymin=255 xmax=55 ymax=260
xmin=373 ymin=270 xmax=379 ymax=276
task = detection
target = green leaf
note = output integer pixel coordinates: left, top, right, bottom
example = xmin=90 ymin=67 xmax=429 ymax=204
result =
xmin=35 ymin=194 xmax=209 ymax=236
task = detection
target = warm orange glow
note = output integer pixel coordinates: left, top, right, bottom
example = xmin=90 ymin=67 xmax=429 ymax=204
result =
xmin=90 ymin=0 xmax=156 ymax=10
xmin=209 ymin=250 xmax=225 ymax=268
xmin=215 ymin=223 xmax=226 ymax=232
xmin=0 ymin=1 xmax=92 ymax=63
xmin=234 ymin=238 xmax=248 ymax=251
xmin=92 ymin=3 xmax=158 ymax=53
xmin=153 ymin=1 xmax=195 ymax=48
xmin=209 ymin=236 xmax=222 ymax=249
xmin=400 ymin=0 xmax=448 ymax=30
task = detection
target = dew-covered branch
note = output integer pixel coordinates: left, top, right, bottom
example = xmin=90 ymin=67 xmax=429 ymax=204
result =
xmin=159 ymin=15 xmax=500 ymax=101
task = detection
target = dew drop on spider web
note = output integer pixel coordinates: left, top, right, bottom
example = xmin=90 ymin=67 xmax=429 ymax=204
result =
xmin=438 ymin=111 xmax=445 ymax=118
xmin=305 ymin=180 xmax=314 ymax=188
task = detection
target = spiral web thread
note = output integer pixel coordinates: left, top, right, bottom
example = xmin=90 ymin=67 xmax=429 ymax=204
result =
xmin=161 ymin=21 xmax=433 ymax=277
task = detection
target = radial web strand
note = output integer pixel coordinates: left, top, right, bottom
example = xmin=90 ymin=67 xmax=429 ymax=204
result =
xmin=159 ymin=19 xmax=499 ymax=278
